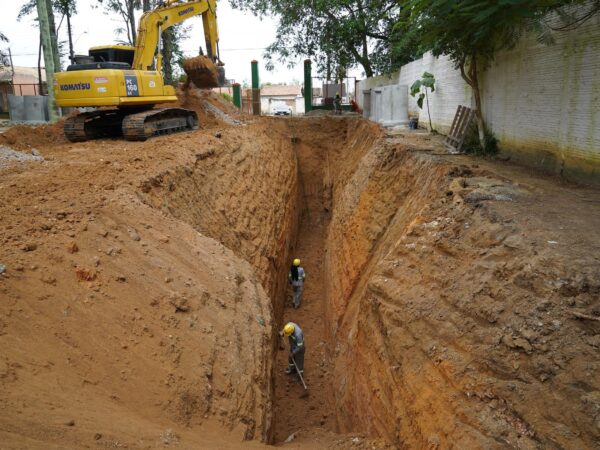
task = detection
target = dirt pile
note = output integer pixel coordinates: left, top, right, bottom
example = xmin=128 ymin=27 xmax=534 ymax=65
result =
xmin=0 ymin=122 xmax=66 ymax=151
xmin=176 ymin=88 xmax=244 ymax=129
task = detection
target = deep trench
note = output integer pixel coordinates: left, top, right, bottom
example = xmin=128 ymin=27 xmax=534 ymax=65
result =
xmin=271 ymin=131 xmax=337 ymax=442
xmin=139 ymin=117 xmax=403 ymax=445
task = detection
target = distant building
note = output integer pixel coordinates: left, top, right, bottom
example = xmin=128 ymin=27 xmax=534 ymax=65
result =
xmin=258 ymin=85 xmax=303 ymax=115
xmin=0 ymin=66 xmax=46 ymax=115
xmin=211 ymin=84 xmax=306 ymax=115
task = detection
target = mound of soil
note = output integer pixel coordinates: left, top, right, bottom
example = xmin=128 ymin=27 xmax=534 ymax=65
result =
xmin=0 ymin=121 xmax=66 ymax=151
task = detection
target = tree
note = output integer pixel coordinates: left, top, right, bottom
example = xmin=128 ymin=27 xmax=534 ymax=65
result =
xmin=410 ymin=71 xmax=435 ymax=132
xmin=55 ymin=0 xmax=78 ymax=63
xmin=0 ymin=32 xmax=8 ymax=42
xmin=97 ymin=0 xmax=141 ymax=45
xmin=161 ymin=25 xmax=190 ymax=85
xmin=18 ymin=0 xmax=74 ymax=69
xmin=230 ymin=0 xmax=407 ymax=78
xmin=399 ymin=0 xmax=598 ymax=149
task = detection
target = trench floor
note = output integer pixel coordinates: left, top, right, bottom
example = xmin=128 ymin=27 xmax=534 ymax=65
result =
xmin=272 ymin=135 xmax=337 ymax=442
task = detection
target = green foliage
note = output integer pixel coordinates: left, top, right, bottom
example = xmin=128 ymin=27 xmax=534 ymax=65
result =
xmin=18 ymin=0 xmax=77 ymax=21
xmin=397 ymin=0 xmax=596 ymax=146
xmin=400 ymin=0 xmax=578 ymax=74
xmin=410 ymin=71 xmax=435 ymax=130
xmin=96 ymin=0 xmax=141 ymax=44
xmin=230 ymin=0 xmax=412 ymax=78
xmin=410 ymin=71 xmax=435 ymax=109
xmin=163 ymin=24 xmax=190 ymax=85
xmin=220 ymin=92 xmax=233 ymax=103
xmin=462 ymin=124 xmax=499 ymax=155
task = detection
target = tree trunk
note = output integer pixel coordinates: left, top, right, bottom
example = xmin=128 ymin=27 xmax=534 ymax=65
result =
xmin=459 ymin=56 xmax=485 ymax=149
xmin=360 ymin=34 xmax=373 ymax=77
xmin=38 ymin=30 xmax=43 ymax=95
xmin=162 ymin=27 xmax=174 ymax=85
xmin=66 ymin=9 xmax=74 ymax=64
xmin=36 ymin=0 xmax=58 ymax=121
xmin=128 ymin=0 xmax=137 ymax=44
xmin=470 ymin=57 xmax=486 ymax=149
xmin=425 ymin=88 xmax=433 ymax=132
xmin=45 ymin=0 xmax=61 ymax=71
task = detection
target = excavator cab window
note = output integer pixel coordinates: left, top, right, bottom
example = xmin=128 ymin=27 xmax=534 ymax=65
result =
xmin=89 ymin=47 xmax=135 ymax=65
xmin=67 ymin=46 xmax=135 ymax=71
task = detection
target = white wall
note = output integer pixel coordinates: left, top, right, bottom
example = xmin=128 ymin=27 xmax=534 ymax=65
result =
xmin=480 ymin=14 xmax=600 ymax=177
xmin=356 ymin=6 xmax=600 ymax=184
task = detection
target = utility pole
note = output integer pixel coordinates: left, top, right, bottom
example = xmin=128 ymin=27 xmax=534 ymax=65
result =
xmin=36 ymin=0 xmax=59 ymax=121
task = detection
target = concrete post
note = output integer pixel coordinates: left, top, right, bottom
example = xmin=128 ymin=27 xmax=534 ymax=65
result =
xmin=251 ymin=60 xmax=260 ymax=115
xmin=36 ymin=0 xmax=58 ymax=122
xmin=304 ymin=59 xmax=312 ymax=113
xmin=232 ymin=83 xmax=241 ymax=109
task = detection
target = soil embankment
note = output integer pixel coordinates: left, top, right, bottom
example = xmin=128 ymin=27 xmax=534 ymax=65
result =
xmin=0 ymin=94 xmax=288 ymax=448
xmin=321 ymin=125 xmax=600 ymax=448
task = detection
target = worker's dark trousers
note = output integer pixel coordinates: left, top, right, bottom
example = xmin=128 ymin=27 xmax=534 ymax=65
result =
xmin=289 ymin=348 xmax=305 ymax=374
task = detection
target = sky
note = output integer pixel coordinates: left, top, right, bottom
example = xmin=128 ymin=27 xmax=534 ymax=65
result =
xmin=0 ymin=0 xmax=313 ymax=86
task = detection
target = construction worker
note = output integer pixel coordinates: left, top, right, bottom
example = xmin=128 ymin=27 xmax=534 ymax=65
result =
xmin=282 ymin=322 xmax=305 ymax=378
xmin=334 ymin=92 xmax=342 ymax=115
xmin=288 ymin=258 xmax=306 ymax=309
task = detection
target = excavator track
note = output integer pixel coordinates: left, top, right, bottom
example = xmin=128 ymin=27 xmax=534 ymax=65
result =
xmin=63 ymin=108 xmax=198 ymax=142
xmin=122 ymin=108 xmax=198 ymax=141
xmin=64 ymin=110 xmax=127 ymax=142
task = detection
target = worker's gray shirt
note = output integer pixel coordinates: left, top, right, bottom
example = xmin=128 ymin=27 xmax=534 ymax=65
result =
xmin=288 ymin=322 xmax=305 ymax=354
xmin=288 ymin=267 xmax=306 ymax=287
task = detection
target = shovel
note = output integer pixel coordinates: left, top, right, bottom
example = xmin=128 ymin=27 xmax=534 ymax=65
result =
xmin=291 ymin=356 xmax=309 ymax=398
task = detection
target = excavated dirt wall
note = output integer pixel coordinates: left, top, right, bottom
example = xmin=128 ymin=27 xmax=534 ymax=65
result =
xmin=0 ymin=110 xmax=294 ymax=447
xmin=139 ymin=120 xmax=301 ymax=323
xmin=138 ymin=119 xmax=303 ymax=443
xmin=323 ymin=122 xmax=600 ymax=448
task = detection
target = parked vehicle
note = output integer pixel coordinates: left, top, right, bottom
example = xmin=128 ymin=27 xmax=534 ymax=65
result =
xmin=272 ymin=103 xmax=292 ymax=116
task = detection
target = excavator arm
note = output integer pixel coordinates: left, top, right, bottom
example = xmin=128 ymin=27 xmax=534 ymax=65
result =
xmin=132 ymin=0 xmax=220 ymax=71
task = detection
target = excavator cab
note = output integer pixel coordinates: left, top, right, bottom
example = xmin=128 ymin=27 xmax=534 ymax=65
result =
xmin=67 ymin=45 xmax=135 ymax=71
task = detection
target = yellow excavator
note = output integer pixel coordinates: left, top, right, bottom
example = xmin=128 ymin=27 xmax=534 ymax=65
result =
xmin=54 ymin=0 xmax=225 ymax=142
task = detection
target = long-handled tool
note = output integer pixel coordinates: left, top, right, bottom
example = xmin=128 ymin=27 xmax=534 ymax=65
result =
xmin=291 ymin=356 xmax=309 ymax=397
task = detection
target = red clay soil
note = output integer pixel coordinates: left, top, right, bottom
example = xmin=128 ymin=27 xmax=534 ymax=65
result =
xmin=322 ymin=124 xmax=600 ymax=448
xmin=271 ymin=120 xmax=337 ymax=442
xmin=1 ymin=100 xmax=600 ymax=449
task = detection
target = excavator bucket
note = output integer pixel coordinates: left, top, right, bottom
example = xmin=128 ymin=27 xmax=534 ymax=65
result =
xmin=183 ymin=55 xmax=225 ymax=89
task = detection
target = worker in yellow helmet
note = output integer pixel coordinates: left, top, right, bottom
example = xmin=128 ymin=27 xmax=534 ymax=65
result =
xmin=288 ymin=258 xmax=306 ymax=309
xmin=281 ymin=322 xmax=305 ymax=377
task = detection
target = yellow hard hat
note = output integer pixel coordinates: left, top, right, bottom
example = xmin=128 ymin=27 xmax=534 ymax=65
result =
xmin=283 ymin=322 xmax=295 ymax=336
xmin=293 ymin=258 xmax=301 ymax=266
